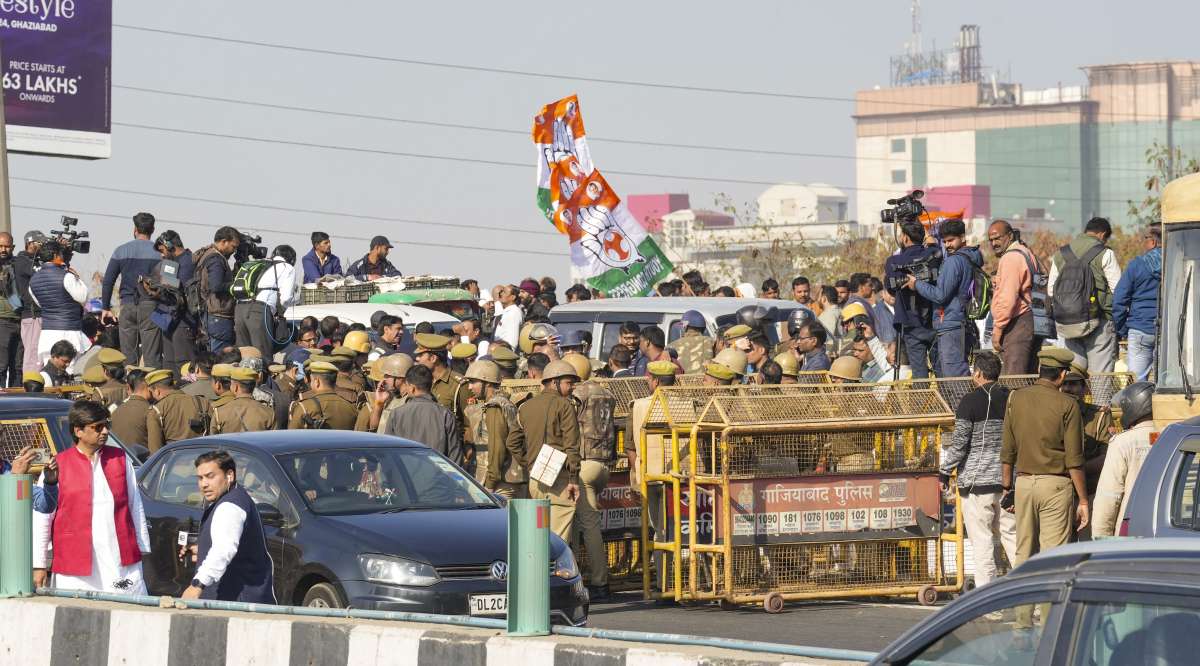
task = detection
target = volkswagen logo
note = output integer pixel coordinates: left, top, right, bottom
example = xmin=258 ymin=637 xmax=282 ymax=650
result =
xmin=489 ymin=560 xmax=508 ymax=582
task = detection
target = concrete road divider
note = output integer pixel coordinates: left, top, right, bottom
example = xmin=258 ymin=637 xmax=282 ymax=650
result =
xmin=0 ymin=596 xmax=868 ymax=665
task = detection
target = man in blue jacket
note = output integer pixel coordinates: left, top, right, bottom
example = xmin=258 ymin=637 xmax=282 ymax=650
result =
xmin=301 ymin=231 xmax=342 ymax=284
xmin=886 ymin=220 xmax=940 ymax=378
xmin=1112 ymin=226 xmax=1161 ymax=381
xmin=906 ymin=218 xmax=981 ymax=378
xmin=101 ymin=213 xmax=164 ymax=367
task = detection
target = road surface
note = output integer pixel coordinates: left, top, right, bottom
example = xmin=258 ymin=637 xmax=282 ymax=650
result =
xmin=586 ymin=592 xmax=943 ymax=652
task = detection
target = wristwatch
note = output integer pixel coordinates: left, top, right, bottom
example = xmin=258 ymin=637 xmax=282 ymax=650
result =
xmin=190 ymin=578 xmax=206 ymax=590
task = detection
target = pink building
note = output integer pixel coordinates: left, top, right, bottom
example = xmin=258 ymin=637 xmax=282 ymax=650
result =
xmin=626 ymin=193 xmax=690 ymax=232
xmin=922 ymin=185 xmax=991 ymax=220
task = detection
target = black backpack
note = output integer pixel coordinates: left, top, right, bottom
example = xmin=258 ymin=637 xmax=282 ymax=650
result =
xmin=1051 ymin=243 xmax=1105 ymax=339
xmin=963 ymin=252 xmax=992 ymax=321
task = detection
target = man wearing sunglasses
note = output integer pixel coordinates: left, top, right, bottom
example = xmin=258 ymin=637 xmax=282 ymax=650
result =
xmin=32 ymin=400 xmax=150 ymax=594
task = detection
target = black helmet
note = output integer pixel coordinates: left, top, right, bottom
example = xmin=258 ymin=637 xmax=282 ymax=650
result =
xmin=1114 ymin=381 xmax=1154 ymax=430
xmin=786 ymin=307 xmax=816 ymax=338
xmin=737 ymin=304 xmax=776 ymax=330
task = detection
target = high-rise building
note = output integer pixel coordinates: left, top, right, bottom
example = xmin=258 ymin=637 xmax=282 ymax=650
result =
xmin=856 ymin=49 xmax=1200 ymax=233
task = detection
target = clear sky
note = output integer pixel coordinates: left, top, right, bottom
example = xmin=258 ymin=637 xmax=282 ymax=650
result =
xmin=8 ymin=0 xmax=1198 ymax=290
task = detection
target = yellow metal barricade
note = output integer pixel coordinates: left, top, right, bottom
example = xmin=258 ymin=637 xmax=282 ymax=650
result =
xmin=644 ymin=386 xmax=962 ymax=611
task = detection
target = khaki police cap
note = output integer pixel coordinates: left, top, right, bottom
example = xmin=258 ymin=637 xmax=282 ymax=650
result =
xmin=180 ymin=362 xmax=193 ymax=377
xmin=268 ymin=364 xmax=286 ymax=375
xmin=304 ymin=355 xmax=334 ymax=368
xmin=704 ymin=362 xmax=736 ymax=381
xmin=146 ymin=369 xmax=174 ymax=386
xmin=22 ymin=371 xmax=44 ymax=384
xmin=647 ymin=360 xmax=677 ymax=377
xmin=230 ymin=367 xmax=258 ymax=382
xmin=98 ymin=348 xmax=127 ymax=366
xmin=489 ymin=346 xmax=518 ymax=366
xmin=542 ymin=360 xmax=580 ymax=382
xmin=829 ymin=356 xmax=863 ymax=382
xmin=211 ymin=364 xmax=234 ymax=379
xmin=364 ymin=361 xmax=384 ymax=383
xmin=464 ymin=359 xmax=502 ymax=384
xmin=722 ymin=324 xmax=752 ymax=341
xmin=1038 ymin=347 xmax=1076 ymax=371
xmin=308 ymin=361 xmax=339 ymax=375
xmin=238 ymin=346 xmax=262 ymax=360
xmin=414 ymin=333 xmax=452 ymax=353
xmin=82 ymin=366 xmax=107 ymax=385
xmin=377 ymin=353 xmax=414 ymax=379
xmin=330 ymin=346 xmax=358 ymax=360
xmin=450 ymin=342 xmax=478 ymax=360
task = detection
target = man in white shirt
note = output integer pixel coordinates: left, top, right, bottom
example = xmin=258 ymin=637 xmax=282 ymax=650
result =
xmin=493 ymin=285 xmax=523 ymax=349
xmin=235 ymin=245 xmax=298 ymax=362
xmin=28 ymin=241 xmax=90 ymax=368
xmin=33 ymin=400 xmax=150 ymax=594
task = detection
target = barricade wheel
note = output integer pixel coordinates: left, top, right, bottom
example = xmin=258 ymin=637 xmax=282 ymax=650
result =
xmin=763 ymin=592 xmax=785 ymax=614
xmin=917 ymin=585 xmax=938 ymax=606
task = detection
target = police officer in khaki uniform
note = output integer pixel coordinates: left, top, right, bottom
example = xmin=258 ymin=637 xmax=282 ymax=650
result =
xmin=449 ymin=341 xmax=477 ymax=376
xmin=330 ymin=346 xmax=369 ymax=398
xmin=368 ymin=353 xmax=414 ymax=433
xmin=211 ymin=366 xmax=276 ymax=433
xmin=627 ymin=360 xmax=680 ymax=590
xmin=513 ymin=360 xmax=581 ymax=542
xmin=146 ymin=369 xmax=212 ymax=450
xmin=466 ymin=359 xmax=527 ymax=498
xmin=80 ymin=365 xmax=109 ymax=405
xmin=354 ymin=360 xmax=385 ymax=431
xmin=774 ymin=351 xmax=800 ymax=384
xmin=210 ymin=364 xmax=235 ymax=409
xmin=1060 ymin=356 xmax=1113 ymax=542
xmin=667 ymin=310 xmax=713 ymax=374
xmin=489 ymin=345 xmax=519 ymax=380
xmin=1001 ymin=347 xmax=1086 ymax=630
xmin=563 ymin=352 xmax=615 ymax=601
xmin=414 ymin=334 xmax=472 ymax=456
xmin=97 ymin=348 xmax=129 ymax=409
xmin=111 ymin=368 xmax=153 ymax=448
xmin=289 ymin=361 xmax=359 ymax=430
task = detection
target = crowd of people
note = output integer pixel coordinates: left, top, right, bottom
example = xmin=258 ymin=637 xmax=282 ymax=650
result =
xmin=0 ymin=208 xmax=1165 ymax=613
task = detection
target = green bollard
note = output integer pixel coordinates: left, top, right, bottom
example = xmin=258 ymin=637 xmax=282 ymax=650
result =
xmin=506 ymin=498 xmax=550 ymax=636
xmin=0 ymin=473 xmax=34 ymax=598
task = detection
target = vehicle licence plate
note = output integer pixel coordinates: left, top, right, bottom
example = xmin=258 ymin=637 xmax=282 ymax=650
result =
xmin=468 ymin=593 xmax=507 ymax=616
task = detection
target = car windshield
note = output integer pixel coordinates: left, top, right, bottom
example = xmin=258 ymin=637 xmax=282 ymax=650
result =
xmin=277 ymin=447 xmax=496 ymax=515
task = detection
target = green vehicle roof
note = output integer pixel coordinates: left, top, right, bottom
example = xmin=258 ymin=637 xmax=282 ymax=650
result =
xmin=368 ymin=288 xmax=475 ymax=304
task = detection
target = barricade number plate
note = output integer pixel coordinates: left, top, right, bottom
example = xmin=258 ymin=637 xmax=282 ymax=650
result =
xmin=469 ymin=593 xmax=507 ymax=616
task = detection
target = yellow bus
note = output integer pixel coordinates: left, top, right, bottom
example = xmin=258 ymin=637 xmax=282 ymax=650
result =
xmin=1156 ymin=171 xmax=1200 ymax=427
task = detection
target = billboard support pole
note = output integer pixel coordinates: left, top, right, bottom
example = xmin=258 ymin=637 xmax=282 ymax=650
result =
xmin=0 ymin=39 xmax=12 ymax=235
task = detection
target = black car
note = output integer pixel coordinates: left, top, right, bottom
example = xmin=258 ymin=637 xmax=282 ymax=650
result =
xmin=871 ymin=538 xmax=1200 ymax=665
xmin=136 ymin=431 xmax=588 ymax=625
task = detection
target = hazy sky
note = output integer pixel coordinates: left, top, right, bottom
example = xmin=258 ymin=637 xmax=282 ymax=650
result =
xmin=8 ymin=0 xmax=1199 ymax=289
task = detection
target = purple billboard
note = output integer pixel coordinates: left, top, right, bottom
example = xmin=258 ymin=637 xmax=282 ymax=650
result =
xmin=0 ymin=0 xmax=111 ymax=158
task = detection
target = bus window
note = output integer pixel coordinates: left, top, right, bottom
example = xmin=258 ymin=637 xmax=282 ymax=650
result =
xmin=1159 ymin=226 xmax=1200 ymax=392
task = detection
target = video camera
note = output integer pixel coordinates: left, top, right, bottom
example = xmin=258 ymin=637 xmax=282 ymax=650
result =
xmin=234 ymin=230 xmax=267 ymax=265
xmin=884 ymin=252 xmax=942 ymax=291
xmin=36 ymin=216 xmax=90 ymax=264
xmin=880 ymin=189 xmax=926 ymax=224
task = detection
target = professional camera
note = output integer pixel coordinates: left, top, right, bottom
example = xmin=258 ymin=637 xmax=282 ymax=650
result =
xmin=234 ymin=230 xmax=267 ymax=265
xmin=37 ymin=216 xmax=91 ymax=264
xmin=885 ymin=252 xmax=942 ymax=291
xmin=880 ymin=189 xmax=926 ymax=224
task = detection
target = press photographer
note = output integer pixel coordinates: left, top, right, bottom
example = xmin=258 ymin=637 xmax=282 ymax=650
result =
xmin=884 ymin=218 xmax=940 ymax=379
xmin=0 ymin=231 xmax=23 ymax=387
xmin=233 ymin=244 xmax=297 ymax=362
xmin=102 ymin=212 xmax=163 ymax=368
xmin=143 ymin=230 xmax=196 ymax=375
xmin=192 ymin=227 xmax=242 ymax=352
xmin=28 ymin=217 xmax=91 ymax=369
xmin=903 ymin=217 xmax=983 ymax=378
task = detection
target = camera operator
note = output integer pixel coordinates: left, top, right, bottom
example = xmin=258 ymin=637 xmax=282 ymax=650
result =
xmin=0 ymin=232 xmax=23 ymax=386
xmin=101 ymin=212 xmax=164 ymax=367
xmin=149 ymin=230 xmax=196 ymax=375
xmin=885 ymin=220 xmax=940 ymax=379
xmin=28 ymin=237 xmax=89 ymax=368
xmin=903 ymin=218 xmax=981 ymax=378
xmin=196 ymin=227 xmax=241 ymax=352
xmin=14 ymin=231 xmax=45 ymax=375
xmin=234 ymin=245 xmax=297 ymax=362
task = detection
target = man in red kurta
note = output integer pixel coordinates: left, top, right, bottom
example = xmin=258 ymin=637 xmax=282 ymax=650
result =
xmin=33 ymin=400 xmax=150 ymax=594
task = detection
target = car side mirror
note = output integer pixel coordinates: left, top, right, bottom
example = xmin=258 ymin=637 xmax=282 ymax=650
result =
xmin=491 ymin=493 xmax=509 ymax=507
xmin=257 ymin=503 xmax=285 ymax=527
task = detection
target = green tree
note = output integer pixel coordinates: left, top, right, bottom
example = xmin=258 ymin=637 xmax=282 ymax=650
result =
xmin=1127 ymin=141 xmax=1200 ymax=227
